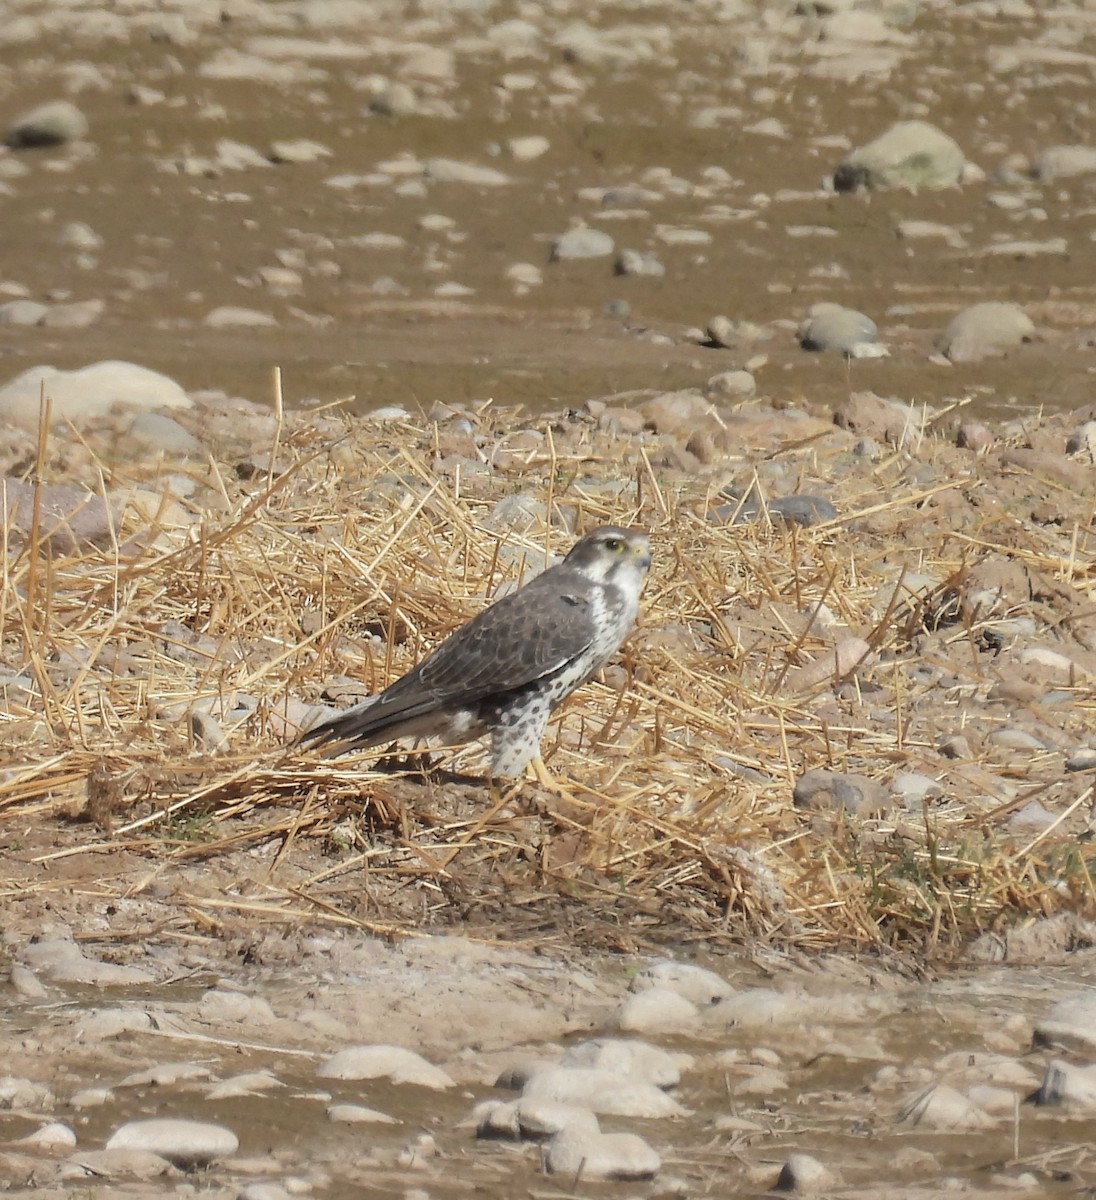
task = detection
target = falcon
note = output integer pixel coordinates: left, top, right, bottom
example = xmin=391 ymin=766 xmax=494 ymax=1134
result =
xmin=298 ymin=525 xmax=652 ymax=778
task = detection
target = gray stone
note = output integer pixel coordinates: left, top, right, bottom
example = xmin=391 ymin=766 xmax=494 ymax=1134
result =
xmin=705 ymin=370 xmax=756 ymax=399
xmin=522 ymin=1067 xmax=687 ymax=1118
xmin=545 ymin=1126 xmax=660 ymax=1180
xmin=0 ymin=299 xmax=49 ymax=325
xmin=899 ymin=1083 xmax=993 ymax=1129
xmin=774 ymin=1152 xmax=836 ymax=1193
xmin=1 ymin=478 xmax=115 ymax=554
xmin=561 ymin=1039 xmax=683 ymax=1088
xmin=609 ymin=986 xmax=700 ymax=1035
xmin=834 ymin=121 xmax=965 ymax=191
xmin=615 ymin=249 xmax=665 ymax=277
xmin=630 ymin=960 xmax=733 ymax=1005
xmin=204 ymin=306 xmax=278 ymax=328
xmin=7 ymin=100 xmax=88 ymax=147
xmin=317 ymin=1044 xmax=455 ymax=1089
xmin=1032 ymin=145 xmax=1096 ymax=181
xmin=425 ymin=158 xmax=510 ymax=186
xmin=105 ymin=1118 xmax=239 ymax=1167
xmin=1033 ymin=994 xmax=1096 ymax=1055
xmin=800 ymin=305 xmax=878 ymax=352
xmin=793 ymin=768 xmax=890 ymax=815
xmin=938 ymin=302 xmax=1034 ymax=363
xmin=552 ymin=227 xmax=615 ymax=261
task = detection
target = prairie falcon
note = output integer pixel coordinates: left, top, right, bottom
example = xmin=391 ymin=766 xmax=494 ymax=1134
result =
xmin=299 ymin=525 xmax=652 ymax=777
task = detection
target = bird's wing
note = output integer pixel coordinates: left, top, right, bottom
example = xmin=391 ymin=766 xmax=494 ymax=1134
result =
xmin=301 ymin=566 xmax=597 ymax=747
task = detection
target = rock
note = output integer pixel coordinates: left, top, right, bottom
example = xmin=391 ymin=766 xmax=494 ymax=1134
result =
xmin=515 ymin=1100 xmax=600 ymax=1139
xmin=615 ymin=249 xmax=665 ymax=277
xmin=791 ymin=637 xmax=874 ymax=689
xmin=1066 ymin=421 xmax=1096 ymax=459
xmin=7 ymin=100 xmax=89 ymax=147
xmin=899 ymin=1083 xmax=993 ymax=1129
xmin=630 ymin=960 xmax=733 ymax=1005
xmin=522 ymin=1067 xmax=687 ymax=1117
xmin=774 ymin=1152 xmax=836 ymax=1193
xmin=938 ymin=302 xmax=1034 ymax=363
xmin=833 ymin=391 xmax=923 ymax=445
xmin=0 ymin=299 xmax=49 ymax=325
xmin=641 ymin=390 xmax=715 ymax=435
xmin=1033 ymin=994 xmax=1096 ymax=1055
xmin=793 ymin=768 xmax=890 ymax=815
xmin=506 ymin=135 xmax=550 ymax=161
xmin=370 ymin=83 xmax=419 ymax=116
xmin=1030 ymin=1060 xmax=1096 ymax=1112
xmin=124 ymin=412 xmax=203 ymax=457
xmin=1 ymin=479 xmax=115 ymax=554
xmin=118 ymin=1063 xmax=212 ymax=1088
xmin=317 ymin=1044 xmax=455 ymax=1089
xmin=1032 ymin=145 xmax=1096 ymax=181
xmin=561 ymin=1039 xmax=683 ymax=1088
xmin=957 ymin=420 xmax=995 ymax=452
xmin=327 ymin=1103 xmax=399 ymax=1124
xmin=204 ymin=306 xmax=278 ymax=328
xmin=890 ymin=772 xmax=943 ymax=804
xmin=105 ymin=1119 xmax=238 ymax=1167
xmin=545 ymin=1126 xmax=660 ymax=1180
xmin=19 ymin=937 xmax=155 ymax=986
xmin=425 ymin=158 xmax=510 ymax=186
xmin=18 ymin=1122 xmax=77 ymax=1148
xmin=0 ymin=360 xmax=191 ymax=430
xmin=551 ymin=227 xmax=615 ymax=261
xmin=800 ymin=305 xmax=878 ymax=353
xmin=608 ymin=986 xmax=700 ymax=1035
xmin=834 ymin=121 xmax=965 ymax=191
xmin=705 ymin=370 xmax=756 ymax=399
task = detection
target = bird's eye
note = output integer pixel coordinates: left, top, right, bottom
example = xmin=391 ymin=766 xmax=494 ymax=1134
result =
xmin=603 ymin=536 xmax=624 ymax=552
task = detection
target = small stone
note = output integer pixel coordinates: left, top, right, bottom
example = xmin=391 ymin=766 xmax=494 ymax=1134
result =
xmin=1033 ymin=994 xmax=1096 ymax=1055
xmin=18 ymin=1122 xmax=77 ymax=1149
xmin=1032 ymin=145 xmax=1096 ymax=181
xmin=370 ymin=82 xmax=419 ymax=117
xmin=506 ymin=135 xmax=550 ymax=161
xmin=327 ymin=1103 xmax=399 ymax=1124
xmin=425 ymin=158 xmax=510 ymax=186
xmin=552 ymin=227 xmax=615 ymax=261
xmin=105 ymin=1119 xmax=239 ymax=1167
xmin=1029 ymin=1060 xmax=1096 ymax=1112
xmin=705 ymin=370 xmax=756 ymax=398
xmin=957 ymin=421 xmax=995 ymax=452
xmin=0 ymin=299 xmax=49 ymax=325
xmin=204 ymin=306 xmax=278 ymax=328
xmin=890 ymin=773 xmax=943 ymax=804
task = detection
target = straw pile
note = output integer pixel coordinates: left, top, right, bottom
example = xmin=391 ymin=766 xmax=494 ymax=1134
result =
xmin=2 ymin=391 xmax=1094 ymax=956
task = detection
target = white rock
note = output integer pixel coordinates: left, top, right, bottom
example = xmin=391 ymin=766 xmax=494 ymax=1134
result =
xmin=609 ymin=986 xmax=700 ymax=1035
xmin=551 ymin=227 xmax=615 ymax=260
xmin=522 ymin=1067 xmax=687 ymax=1118
xmin=630 ymin=960 xmax=734 ymax=1005
xmin=545 ymin=1126 xmax=660 ymax=1180
xmin=516 ymin=1099 xmax=600 ymax=1138
xmin=316 ymin=1044 xmax=455 ymax=1089
xmin=425 ymin=158 xmax=510 ymax=186
xmin=205 ymin=1072 xmax=284 ymax=1100
xmin=1034 ymin=994 xmax=1096 ymax=1055
xmin=939 ymin=302 xmax=1034 ymax=363
xmin=327 ymin=1103 xmax=399 ymax=1124
xmin=775 ymin=1151 xmax=835 ymax=1193
xmin=1031 ymin=1060 xmax=1096 ymax=1111
xmin=561 ymin=1039 xmax=684 ymax=1087
xmin=899 ymin=1083 xmax=994 ymax=1130
xmin=105 ymin=1118 xmax=239 ymax=1166
xmin=0 ymin=361 xmax=191 ymax=430
xmin=18 ymin=1122 xmax=77 ymax=1148
xmin=7 ymin=99 xmax=88 ymax=147
xmin=118 ymin=1062 xmax=213 ymax=1088
xmin=204 ymin=306 xmax=278 ymax=328
xmin=19 ymin=937 xmax=155 ymax=987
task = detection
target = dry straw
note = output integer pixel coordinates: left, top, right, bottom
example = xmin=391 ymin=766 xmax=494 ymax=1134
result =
xmin=2 ymin=391 xmax=1094 ymax=956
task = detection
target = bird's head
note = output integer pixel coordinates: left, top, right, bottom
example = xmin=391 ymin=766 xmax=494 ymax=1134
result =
xmin=565 ymin=525 xmax=652 ymax=587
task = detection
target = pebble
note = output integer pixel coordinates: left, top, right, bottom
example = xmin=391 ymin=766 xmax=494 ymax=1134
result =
xmin=615 ymin=249 xmax=665 ymax=276
xmin=19 ymin=937 xmax=156 ymax=986
xmin=327 ymin=1103 xmax=399 ymax=1124
xmin=18 ymin=1122 xmax=78 ymax=1148
xmin=317 ymin=1044 xmax=455 ymax=1089
xmin=425 ymin=158 xmax=510 ymax=186
xmin=705 ymin=369 xmax=756 ymax=398
xmin=551 ymin=227 xmax=615 ymax=261
xmin=105 ymin=1118 xmax=239 ymax=1166
xmin=204 ymin=305 xmax=279 ymax=328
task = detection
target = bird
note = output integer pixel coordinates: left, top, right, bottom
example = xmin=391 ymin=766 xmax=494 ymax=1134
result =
xmin=298 ymin=525 xmax=652 ymax=780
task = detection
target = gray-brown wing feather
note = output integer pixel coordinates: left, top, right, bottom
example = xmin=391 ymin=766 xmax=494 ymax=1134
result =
xmin=302 ymin=564 xmax=597 ymax=748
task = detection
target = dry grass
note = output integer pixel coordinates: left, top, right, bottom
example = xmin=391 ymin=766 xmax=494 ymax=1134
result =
xmin=2 ymin=395 xmax=1095 ymax=957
